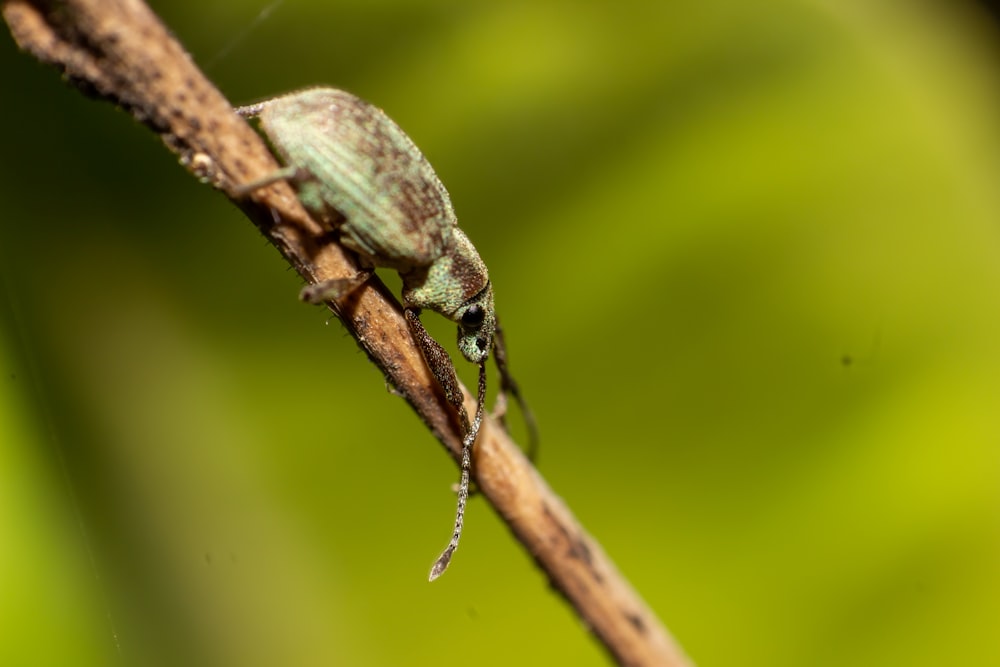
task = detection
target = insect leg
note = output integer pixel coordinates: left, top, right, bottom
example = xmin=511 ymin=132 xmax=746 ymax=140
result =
xmin=299 ymin=270 xmax=374 ymax=305
xmin=231 ymin=165 xmax=307 ymax=198
xmin=493 ymin=318 xmax=539 ymax=462
xmin=404 ymin=309 xmax=470 ymax=433
xmin=233 ymin=100 xmax=312 ymax=196
xmin=405 ymin=309 xmax=487 ymax=579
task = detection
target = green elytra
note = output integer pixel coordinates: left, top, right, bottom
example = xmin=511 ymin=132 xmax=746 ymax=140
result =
xmin=235 ymin=88 xmax=536 ymax=580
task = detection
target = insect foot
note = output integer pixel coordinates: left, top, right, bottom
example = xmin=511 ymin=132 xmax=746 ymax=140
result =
xmin=236 ymin=87 xmax=536 ymax=579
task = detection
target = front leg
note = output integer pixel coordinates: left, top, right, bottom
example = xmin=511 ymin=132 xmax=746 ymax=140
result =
xmin=406 ymin=308 xmax=488 ymax=579
xmin=493 ymin=318 xmax=539 ymax=462
xmin=404 ymin=308 xmax=470 ymax=434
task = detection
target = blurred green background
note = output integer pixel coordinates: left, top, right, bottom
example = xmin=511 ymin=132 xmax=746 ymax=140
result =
xmin=4 ymin=0 xmax=1000 ymax=665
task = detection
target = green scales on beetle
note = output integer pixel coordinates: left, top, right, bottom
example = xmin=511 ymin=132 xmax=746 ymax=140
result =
xmin=236 ymin=88 xmax=536 ymax=580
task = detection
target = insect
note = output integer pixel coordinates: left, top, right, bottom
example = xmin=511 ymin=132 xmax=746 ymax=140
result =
xmin=235 ymin=88 xmax=536 ymax=580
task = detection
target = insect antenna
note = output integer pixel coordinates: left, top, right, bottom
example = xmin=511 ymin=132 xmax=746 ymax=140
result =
xmin=428 ymin=362 xmax=487 ymax=581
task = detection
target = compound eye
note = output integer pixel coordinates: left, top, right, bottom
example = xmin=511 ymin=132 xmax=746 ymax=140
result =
xmin=461 ymin=304 xmax=485 ymax=329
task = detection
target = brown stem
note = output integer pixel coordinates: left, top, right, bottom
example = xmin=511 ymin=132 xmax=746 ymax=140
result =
xmin=2 ymin=1 xmax=694 ymax=665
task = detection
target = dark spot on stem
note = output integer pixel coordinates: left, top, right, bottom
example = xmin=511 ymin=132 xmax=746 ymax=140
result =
xmin=541 ymin=501 xmax=603 ymax=584
xmin=624 ymin=610 xmax=646 ymax=634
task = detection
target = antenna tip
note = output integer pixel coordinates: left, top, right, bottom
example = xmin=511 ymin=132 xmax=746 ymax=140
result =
xmin=429 ymin=546 xmax=455 ymax=582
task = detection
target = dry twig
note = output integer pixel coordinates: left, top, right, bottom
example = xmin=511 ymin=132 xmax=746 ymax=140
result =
xmin=2 ymin=1 xmax=693 ymax=665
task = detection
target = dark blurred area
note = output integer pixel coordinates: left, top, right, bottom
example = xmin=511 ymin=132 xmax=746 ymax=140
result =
xmin=974 ymin=0 xmax=1000 ymax=21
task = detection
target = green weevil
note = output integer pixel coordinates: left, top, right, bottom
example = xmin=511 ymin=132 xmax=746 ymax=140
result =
xmin=235 ymin=88 xmax=536 ymax=580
